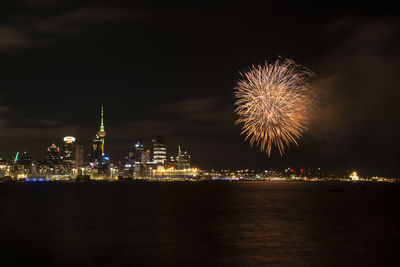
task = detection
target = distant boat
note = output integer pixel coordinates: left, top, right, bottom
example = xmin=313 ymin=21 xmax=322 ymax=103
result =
xmin=328 ymin=184 xmax=345 ymax=192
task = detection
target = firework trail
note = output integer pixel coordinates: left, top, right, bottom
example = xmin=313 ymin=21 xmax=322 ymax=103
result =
xmin=234 ymin=58 xmax=316 ymax=156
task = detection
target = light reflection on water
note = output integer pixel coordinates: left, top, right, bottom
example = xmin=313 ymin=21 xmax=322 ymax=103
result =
xmin=0 ymin=181 xmax=398 ymax=266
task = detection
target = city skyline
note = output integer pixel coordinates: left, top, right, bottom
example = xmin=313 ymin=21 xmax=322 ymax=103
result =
xmin=1 ymin=105 xmax=190 ymax=164
xmin=0 ymin=103 xmax=395 ymax=179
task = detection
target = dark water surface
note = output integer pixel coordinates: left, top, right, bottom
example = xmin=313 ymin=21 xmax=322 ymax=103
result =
xmin=0 ymin=181 xmax=399 ymax=266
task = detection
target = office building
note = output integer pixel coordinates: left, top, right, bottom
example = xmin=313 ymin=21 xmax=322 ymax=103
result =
xmin=45 ymin=143 xmax=62 ymax=166
xmin=75 ymin=145 xmax=84 ymax=167
xmin=152 ymin=136 xmax=167 ymax=165
xmin=177 ymin=146 xmax=191 ymax=170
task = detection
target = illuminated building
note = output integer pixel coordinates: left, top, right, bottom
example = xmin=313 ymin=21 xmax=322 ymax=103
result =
xmin=177 ymin=146 xmax=190 ymax=170
xmin=90 ymin=105 xmax=108 ymax=173
xmin=152 ymin=166 xmax=200 ymax=180
xmin=97 ymin=105 xmax=106 ymax=156
xmin=13 ymin=152 xmax=35 ymax=179
xmin=120 ymin=150 xmax=135 ymax=179
xmin=141 ymin=149 xmax=152 ymax=177
xmin=74 ymin=145 xmax=84 ymax=167
xmin=45 ymin=143 xmax=63 ymax=174
xmin=152 ymin=136 xmax=167 ymax=165
xmin=17 ymin=152 xmax=33 ymax=165
xmin=45 ymin=143 xmax=62 ymax=166
xmin=0 ymin=157 xmax=12 ymax=178
xmin=63 ymin=136 xmax=76 ymax=168
xmin=350 ymin=171 xmax=360 ymax=181
xmin=133 ymin=142 xmax=147 ymax=178
xmin=122 ymin=162 xmax=134 ymax=179
xmin=165 ymin=156 xmax=177 ymax=170
xmin=150 ymin=146 xmax=196 ymax=180
xmin=141 ymin=149 xmax=151 ymax=165
xmin=91 ymin=138 xmax=102 ymax=164
xmin=134 ymin=142 xmax=144 ymax=163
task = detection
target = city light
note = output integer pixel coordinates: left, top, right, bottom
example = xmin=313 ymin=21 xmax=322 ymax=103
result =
xmin=63 ymin=136 xmax=76 ymax=143
xmin=349 ymin=171 xmax=360 ymax=181
xmin=0 ymin=105 xmax=396 ymax=183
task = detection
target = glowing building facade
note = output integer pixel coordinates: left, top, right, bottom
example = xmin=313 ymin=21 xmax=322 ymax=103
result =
xmin=90 ymin=106 xmax=106 ymax=165
xmin=90 ymin=105 xmax=108 ymax=173
xmin=74 ymin=145 xmax=84 ymax=167
xmin=152 ymin=137 xmax=167 ymax=165
xmin=63 ymin=136 xmax=76 ymax=165
xmin=97 ymin=105 xmax=106 ymax=156
xmin=45 ymin=143 xmax=62 ymax=166
xmin=177 ymin=146 xmax=191 ymax=170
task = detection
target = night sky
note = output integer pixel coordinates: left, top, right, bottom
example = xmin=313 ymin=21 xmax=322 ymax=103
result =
xmin=0 ymin=1 xmax=399 ymax=176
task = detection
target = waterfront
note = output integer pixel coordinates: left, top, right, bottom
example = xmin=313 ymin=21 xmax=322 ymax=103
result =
xmin=0 ymin=181 xmax=398 ymax=266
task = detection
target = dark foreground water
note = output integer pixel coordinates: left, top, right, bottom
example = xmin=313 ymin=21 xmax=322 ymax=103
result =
xmin=0 ymin=181 xmax=399 ymax=266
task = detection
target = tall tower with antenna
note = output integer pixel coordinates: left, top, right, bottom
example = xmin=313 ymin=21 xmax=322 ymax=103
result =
xmin=97 ymin=105 xmax=106 ymax=156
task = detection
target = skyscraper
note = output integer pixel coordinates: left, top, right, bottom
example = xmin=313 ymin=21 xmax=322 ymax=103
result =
xmin=90 ymin=105 xmax=106 ymax=167
xmin=45 ymin=143 xmax=62 ymax=166
xmin=14 ymin=152 xmax=34 ymax=179
xmin=45 ymin=143 xmax=63 ymax=174
xmin=177 ymin=146 xmax=191 ymax=170
xmin=141 ymin=149 xmax=151 ymax=165
xmin=97 ymin=105 xmax=106 ymax=156
xmin=92 ymin=138 xmax=102 ymax=163
xmin=62 ymin=136 xmax=76 ymax=175
xmin=74 ymin=145 xmax=84 ymax=168
xmin=152 ymin=137 xmax=167 ymax=165
xmin=134 ymin=142 xmax=144 ymax=163
xmin=89 ymin=105 xmax=109 ymax=174
xmin=133 ymin=142 xmax=145 ymax=178
xmin=63 ymin=136 xmax=76 ymax=165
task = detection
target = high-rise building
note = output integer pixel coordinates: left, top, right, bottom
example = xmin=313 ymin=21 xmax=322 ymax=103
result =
xmin=141 ymin=149 xmax=151 ymax=165
xmin=165 ymin=156 xmax=177 ymax=170
xmin=90 ymin=105 xmax=107 ymax=170
xmin=134 ymin=142 xmax=144 ymax=163
xmin=0 ymin=157 xmax=12 ymax=178
xmin=91 ymin=138 xmax=102 ymax=164
xmin=133 ymin=142 xmax=144 ymax=178
xmin=152 ymin=137 xmax=167 ymax=165
xmin=63 ymin=136 xmax=76 ymax=165
xmin=74 ymin=145 xmax=84 ymax=167
xmin=45 ymin=143 xmax=62 ymax=166
xmin=94 ymin=105 xmax=110 ymax=175
xmin=16 ymin=152 xmax=32 ymax=165
xmin=13 ymin=152 xmax=35 ymax=179
xmin=177 ymin=146 xmax=191 ymax=170
xmin=45 ymin=143 xmax=63 ymax=174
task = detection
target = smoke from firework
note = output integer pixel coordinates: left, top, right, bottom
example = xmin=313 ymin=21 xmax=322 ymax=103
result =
xmin=234 ymin=58 xmax=317 ymax=156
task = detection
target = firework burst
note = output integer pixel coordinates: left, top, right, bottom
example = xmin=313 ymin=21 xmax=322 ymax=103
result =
xmin=234 ymin=58 xmax=317 ymax=156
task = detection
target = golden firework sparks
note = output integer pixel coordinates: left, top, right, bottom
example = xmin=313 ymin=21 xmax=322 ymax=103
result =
xmin=234 ymin=58 xmax=317 ymax=156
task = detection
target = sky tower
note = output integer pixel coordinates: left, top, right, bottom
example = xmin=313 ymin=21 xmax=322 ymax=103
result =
xmin=97 ymin=105 xmax=106 ymax=156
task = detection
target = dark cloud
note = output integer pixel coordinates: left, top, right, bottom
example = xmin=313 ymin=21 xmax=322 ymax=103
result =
xmin=25 ymin=118 xmax=62 ymax=127
xmin=164 ymin=97 xmax=233 ymax=122
xmin=0 ymin=3 xmax=143 ymax=52
xmin=315 ymin=18 xmax=399 ymax=138
xmin=304 ymin=17 xmax=400 ymax=175
xmin=0 ymin=26 xmax=28 ymax=50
